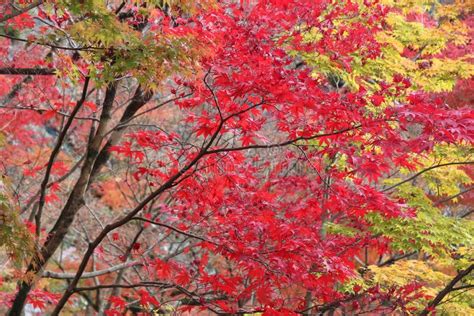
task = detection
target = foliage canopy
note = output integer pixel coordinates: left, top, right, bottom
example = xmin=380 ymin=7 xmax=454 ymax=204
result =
xmin=0 ymin=0 xmax=472 ymax=315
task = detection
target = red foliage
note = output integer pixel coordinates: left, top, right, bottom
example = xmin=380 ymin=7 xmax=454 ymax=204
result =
xmin=0 ymin=0 xmax=472 ymax=315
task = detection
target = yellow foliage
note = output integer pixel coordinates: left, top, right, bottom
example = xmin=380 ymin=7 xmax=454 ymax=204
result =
xmin=297 ymin=0 xmax=474 ymax=93
xmin=413 ymin=144 xmax=473 ymax=199
xmin=368 ymin=260 xmax=474 ymax=314
xmin=369 ymin=260 xmax=450 ymax=288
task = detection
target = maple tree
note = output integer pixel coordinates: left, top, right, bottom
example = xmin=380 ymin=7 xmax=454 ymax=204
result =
xmin=0 ymin=0 xmax=473 ymax=315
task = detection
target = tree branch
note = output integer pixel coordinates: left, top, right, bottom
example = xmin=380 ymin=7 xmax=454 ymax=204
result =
xmin=43 ymin=261 xmax=142 ymax=279
xmin=132 ymin=217 xmax=217 ymax=245
xmin=451 ymin=284 xmax=474 ymax=291
xmin=35 ymin=77 xmax=90 ymax=236
xmin=74 ymin=282 xmax=172 ymax=292
xmin=382 ymin=161 xmax=474 ymax=193
xmin=378 ymin=251 xmax=417 ymax=267
xmin=460 ymin=209 xmax=473 ymax=218
xmin=434 ymin=186 xmax=474 ymax=206
xmin=50 ymin=102 xmax=228 ymax=315
xmin=8 ymin=82 xmax=117 ymax=316
xmin=420 ymin=264 xmax=474 ymax=315
xmin=89 ymin=85 xmax=153 ymax=179
xmin=0 ymin=1 xmax=44 ymax=24
xmin=0 ymin=33 xmax=102 ymax=51
xmin=21 ymin=155 xmax=85 ymax=214
xmin=0 ymin=67 xmax=56 ymax=75
xmin=205 ymin=125 xmax=362 ymax=155
xmin=298 ymin=292 xmax=363 ymax=314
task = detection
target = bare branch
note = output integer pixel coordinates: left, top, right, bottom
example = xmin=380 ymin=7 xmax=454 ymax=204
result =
xmin=378 ymin=251 xmax=417 ymax=267
xmin=382 ymin=161 xmax=474 ymax=193
xmin=451 ymin=284 xmax=474 ymax=291
xmin=75 ymin=282 xmax=172 ymax=292
xmin=0 ymin=67 xmax=55 ymax=75
xmin=35 ymin=77 xmax=91 ymax=236
xmin=43 ymin=261 xmax=142 ymax=279
xmin=434 ymin=186 xmax=474 ymax=206
xmin=132 ymin=217 xmax=217 ymax=245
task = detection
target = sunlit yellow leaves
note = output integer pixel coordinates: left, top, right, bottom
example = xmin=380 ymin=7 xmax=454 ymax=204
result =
xmin=297 ymin=0 xmax=473 ymax=93
xmin=370 ymin=260 xmax=450 ymax=288
xmin=368 ymin=260 xmax=474 ymax=314
xmin=385 ymin=13 xmax=447 ymax=54
xmin=417 ymin=145 xmax=473 ymax=198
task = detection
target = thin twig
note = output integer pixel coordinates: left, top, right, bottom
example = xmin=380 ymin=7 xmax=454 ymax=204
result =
xmin=0 ymin=0 xmax=43 ymax=23
xmin=382 ymin=162 xmax=474 ymax=193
